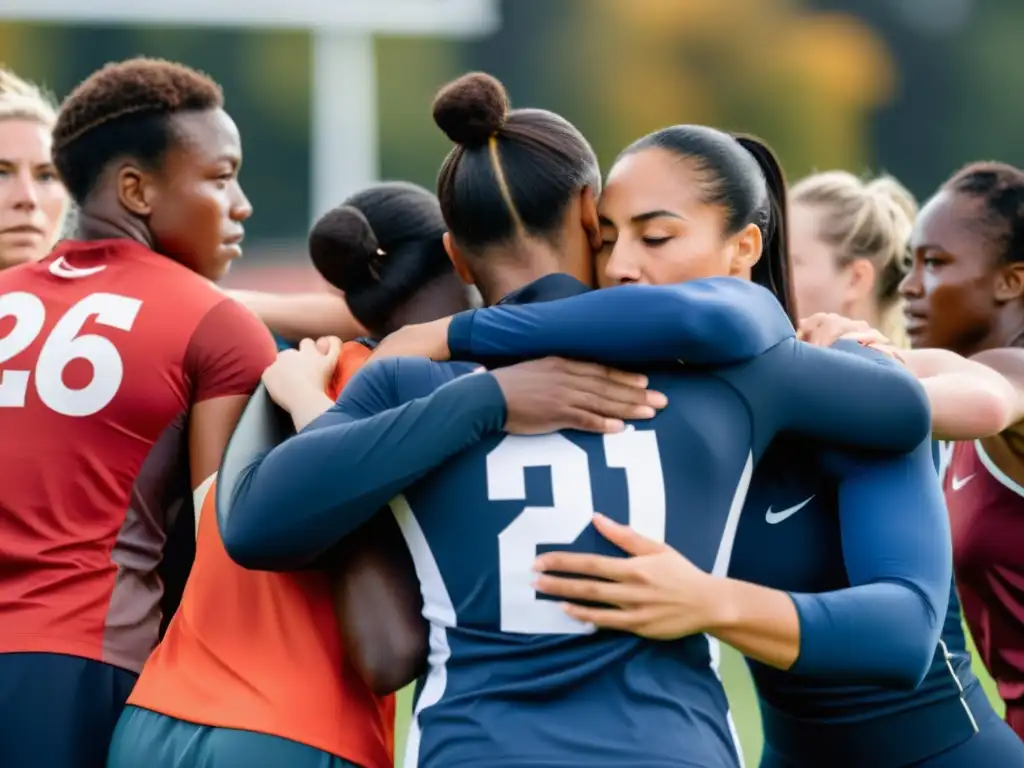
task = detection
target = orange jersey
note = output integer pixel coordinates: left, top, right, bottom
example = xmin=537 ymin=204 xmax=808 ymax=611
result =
xmin=128 ymin=341 xmax=394 ymax=768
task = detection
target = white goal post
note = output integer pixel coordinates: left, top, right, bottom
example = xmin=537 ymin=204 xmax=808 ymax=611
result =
xmin=0 ymin=0 xmax=501 ymax=220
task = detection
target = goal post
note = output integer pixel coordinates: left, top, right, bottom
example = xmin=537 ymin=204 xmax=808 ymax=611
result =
xmin=1 ymin=0 xmax=501 ymax=220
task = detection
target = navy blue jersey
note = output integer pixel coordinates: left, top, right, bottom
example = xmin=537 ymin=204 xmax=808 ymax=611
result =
xmin=434 ymin=284 xmax=977 ymax=767
xmin=224 ymin=280 xmax=930 ymax=768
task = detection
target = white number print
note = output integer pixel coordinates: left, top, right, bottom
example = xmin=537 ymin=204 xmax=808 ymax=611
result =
xmin=488 ymin=429 xmax=666 ymax=635
xmin=0 ymin=292 xmax=142 ymax=417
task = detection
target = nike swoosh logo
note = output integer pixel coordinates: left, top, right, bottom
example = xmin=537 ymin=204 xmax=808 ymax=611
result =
xmin=49 ymin=256 xmax=106 ymax=279
xmin=765 ymin=496 xmax=815 ymax=525
xmin=951 ymin=474 xmax=976 ymax=491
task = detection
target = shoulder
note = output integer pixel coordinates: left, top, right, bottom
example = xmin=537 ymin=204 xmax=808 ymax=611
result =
xmin=185 ymin=297 xmax=276 ymax=402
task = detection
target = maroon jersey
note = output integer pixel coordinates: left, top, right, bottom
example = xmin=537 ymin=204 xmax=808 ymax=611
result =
xmin=944 ymin=438 xmax=1024 ymax=703
xmin=0 ymin=239 xmax=275 ymax=673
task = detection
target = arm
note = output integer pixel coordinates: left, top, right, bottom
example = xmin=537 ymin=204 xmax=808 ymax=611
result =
xmin=221 ymin=359 xmax=507 ymax=571
xmin=899 ymin=348 xmax=1020 ymax=439
xmin=446 ymin=278 xmax=794 ymax=365
xmin=743 ymin=339 xmax=931 ymax=452
xmin=230 ymin=289 xmax=366 ymax=343
xmin=783 ymin=440 xmax=951 ymax=686
xmin=187 ymin=299 xmax=277 ymax=519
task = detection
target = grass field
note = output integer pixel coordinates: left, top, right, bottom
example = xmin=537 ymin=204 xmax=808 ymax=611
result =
xmin=392 ymin=625 xmax=1002 ymax=766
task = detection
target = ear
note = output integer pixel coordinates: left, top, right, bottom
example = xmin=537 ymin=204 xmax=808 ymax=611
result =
xmin=443 ymin=232 xmax=474 ymax=285
xmin=729 ymin=222 xmax=763 ymax=276
xmin=994 ymin=262 xmax=1024 ymax=303
xmin=116 ymin=162 xmax=157 ymax=217
xmin=580 ymin=186 xmax=602 ymax=254
xmin=844 ymin=257 xmax=876 ymax=303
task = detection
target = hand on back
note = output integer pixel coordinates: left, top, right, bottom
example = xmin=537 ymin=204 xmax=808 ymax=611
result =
xmin=491 ymin=357 xmax=667 ymax=434
xmin=798 ymin=312 xmax=903 ymax=363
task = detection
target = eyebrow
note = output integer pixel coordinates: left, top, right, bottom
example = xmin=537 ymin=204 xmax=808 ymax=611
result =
xmin=599 ymin=210 xmax=685 ymax=227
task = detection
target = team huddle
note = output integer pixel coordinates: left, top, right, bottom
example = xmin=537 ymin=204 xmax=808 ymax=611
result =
xmin=2 ymin=55 xmax=1024 ymax=768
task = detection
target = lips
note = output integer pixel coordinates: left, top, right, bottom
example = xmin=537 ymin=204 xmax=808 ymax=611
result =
xmin=903 ymin=310 xmax=928 ymax=333
xmin=0 ymin=225 xmax=45 ymax=236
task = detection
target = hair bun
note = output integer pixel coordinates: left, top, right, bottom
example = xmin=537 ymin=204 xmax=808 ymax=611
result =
xmin=432 ymin=72 xmax=509 ymax=148
xmin=308 ymin=205 xmax=381 ymax=290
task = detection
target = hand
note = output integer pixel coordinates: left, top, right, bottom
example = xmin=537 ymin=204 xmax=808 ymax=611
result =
xmin=532 ymin=513 xmax=721 ymax=639
xmin=371 ymin=318 xmax=452 ymax=362
xmin=797 ymin=313 xmax=904 ymax=363
xmin=491 ymin=357 xmax=667 ymax=434
xmin=262 ymin=336 xmax=342 ymax=410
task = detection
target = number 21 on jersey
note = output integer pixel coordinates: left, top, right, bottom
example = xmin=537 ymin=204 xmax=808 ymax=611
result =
xmin=0 ymin=291 xmax=142 ymax=417
xmin=488 ymin=429 xmax=666 ymax=635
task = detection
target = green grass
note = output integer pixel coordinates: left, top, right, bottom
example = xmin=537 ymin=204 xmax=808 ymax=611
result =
xmin=393 ymin=623 xmax=1002 ymax=766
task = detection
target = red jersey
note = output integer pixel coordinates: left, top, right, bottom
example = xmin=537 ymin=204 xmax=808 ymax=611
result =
xmin=128 ymin=341 xmax=394 ymax=768
xmin=944 ymin=438 xmax=1024 ymax=703
xmin=0 ymin=239 xmax=274 ymax=673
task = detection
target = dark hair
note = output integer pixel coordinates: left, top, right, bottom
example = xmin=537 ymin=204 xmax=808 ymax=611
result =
xmin=619 ymin=126 xmax=795 ymax=322
xmin=432 ymin=72 xmax=600 ymax=252
xmin=944 ymin=162 xmax=1024 ymax=264
xmin=52 ymin=58 xmax=223 ymax=204
xmin=308 ymin=181 xmax=453 ymax=334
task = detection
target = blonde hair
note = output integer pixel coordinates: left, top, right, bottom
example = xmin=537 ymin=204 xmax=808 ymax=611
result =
xmin=791 ymin=171 xmax=916 ymax=349
xmin=0 ymin=66 xmax=57 ymax=127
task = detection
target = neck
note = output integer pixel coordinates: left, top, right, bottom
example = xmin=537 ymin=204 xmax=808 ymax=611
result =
xmin=964 ymin=308 xmax=1024 ymax=356
xmin=75 ymin=202 xmax=155 ymax=251
xmin=472 ymin=240 xmax=564 ymax=306
xmin=378 ymin=273 xmax=473 ymax=339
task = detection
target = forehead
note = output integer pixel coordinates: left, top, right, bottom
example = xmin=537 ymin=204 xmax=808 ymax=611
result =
xmin=600 ymin=148 xmax=707 ymax=219
xmin=167 ymin=108 xmax=241 ymax=162
xmin=912 ymin=189 xmax=995 ymax=257
xmin=0 ymin=118 xmax=53 ymax=163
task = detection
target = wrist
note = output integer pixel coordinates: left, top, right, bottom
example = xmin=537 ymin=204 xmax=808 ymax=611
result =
xmin=702 ymin=575 xmax=742 ymax=633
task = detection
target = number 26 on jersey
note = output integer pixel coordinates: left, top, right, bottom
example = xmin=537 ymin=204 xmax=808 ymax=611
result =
xmin=0 ymin=292 xmax=141 ymax=417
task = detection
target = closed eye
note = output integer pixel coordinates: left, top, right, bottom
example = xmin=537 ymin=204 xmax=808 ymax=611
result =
xmin=642 ymin=236 xmax=671 ymax=247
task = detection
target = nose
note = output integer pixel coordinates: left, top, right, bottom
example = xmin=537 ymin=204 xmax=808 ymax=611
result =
xmin=231 ymin=186 xmax=253 ymax=223
xmin=898 ymin=263 xmax=922 ymax=298
xmin=1 ymin=167 xmax=40 ymax=212
xmin=603 ymin=243 xmax=641 ymax=285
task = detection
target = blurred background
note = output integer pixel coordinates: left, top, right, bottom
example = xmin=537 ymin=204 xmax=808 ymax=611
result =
xmin=0 ymin=0 xmax=1012 ymax=762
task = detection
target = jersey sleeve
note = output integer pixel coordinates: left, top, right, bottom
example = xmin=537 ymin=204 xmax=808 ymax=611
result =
xmin=731 ymin=339 xmax=931 ymax=452
xmin=446 ymin=278 xmax=794 ymax=366
xmin=220 ymin=357 xmax=507 ymax=571
xmin=185 ymin=298 xmax=277 ymax=402
xmin=787 ymin=440 xmax=952 ymax=686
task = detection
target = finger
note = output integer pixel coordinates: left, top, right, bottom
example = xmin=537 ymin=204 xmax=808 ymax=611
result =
xmin=321 ymin=335 xmax=343 ymax=362
xmin=532 ymin=574 xmax=649 ymax=607
xmin=534 ymin=550 xmax=637 ymax=582
xmin=592 ymin=513 xmax=669 ymax=556
xmin=562 ymin=408 xmax=625 ymax=434
xmin=565 ymin=388 xmax=660 ymax=422
xmin=561 ymin=603 xmax=650 ymax=632
xmin=298 ymin=338 xmax=317 ymax=354
xmin=554 ymin=358 xmax=649 ymax=390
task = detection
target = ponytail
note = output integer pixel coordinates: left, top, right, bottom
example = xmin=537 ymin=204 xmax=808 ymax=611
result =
xmin=735 ymin=135 xmax=796 ymax=325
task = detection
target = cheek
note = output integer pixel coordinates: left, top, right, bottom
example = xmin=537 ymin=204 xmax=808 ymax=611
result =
xmin=40 ymin=186 xmax=69 ymax=238
xmin=792 ymin=263 xmax=840 ymax=316
xmin=651 ymin=237 xmax=731 ymax=284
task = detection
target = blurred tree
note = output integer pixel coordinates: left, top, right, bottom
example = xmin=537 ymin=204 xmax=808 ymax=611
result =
xmin=552 ymin=0 xmax=896 ymax=180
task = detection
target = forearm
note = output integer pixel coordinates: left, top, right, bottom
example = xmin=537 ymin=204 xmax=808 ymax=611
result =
xmin=230 ymin=290 xmax=365 ymax=342
xmin=287 ymin=390 xmax=336 ymax=431
xmin=222 ymin=373 xmax=506 ymax=570
xmin=903 ymin=348 xmax=1018 ymax=438
xmin=447 ymin=279 xmax=793 ymax=366
xmin=706 ymin=578 xmax=800 ymax=670
xmin=788 ymin=581 xmax=940 ymax=687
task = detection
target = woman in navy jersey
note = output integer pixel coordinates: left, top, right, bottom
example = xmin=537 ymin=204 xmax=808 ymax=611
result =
xmin=404 ymin=130 xmax=1024 ymax=765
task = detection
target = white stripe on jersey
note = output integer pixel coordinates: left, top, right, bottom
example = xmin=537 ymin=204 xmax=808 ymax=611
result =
xmin=192 ymin=472 xmax=218 ymax=538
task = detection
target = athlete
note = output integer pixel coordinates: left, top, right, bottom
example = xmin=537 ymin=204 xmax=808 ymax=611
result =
xmin=0 ymin=58 xmax=275 ymax=768
xmin=222 ymin=75 xmax=931 ymax=768
xmin=440 ymin=137 xmax=1022 ymax=765
xmin=899 ymin=161 xmax=1024 ymax=741
xmin=0 ymin=66 xmax=66 ymax=268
